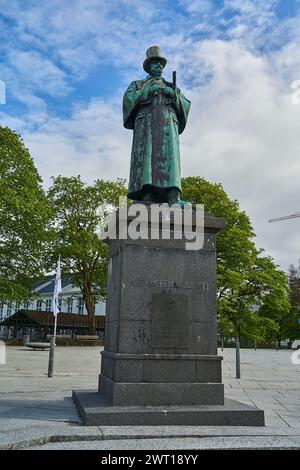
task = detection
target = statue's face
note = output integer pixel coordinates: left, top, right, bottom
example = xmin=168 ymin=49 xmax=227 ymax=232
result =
xmin=149 ymin=60 xmax=163 ymax=78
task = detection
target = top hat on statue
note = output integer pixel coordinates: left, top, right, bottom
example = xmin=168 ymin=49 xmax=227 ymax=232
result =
xmin=143 ymin=46 xmax=167 ymax=73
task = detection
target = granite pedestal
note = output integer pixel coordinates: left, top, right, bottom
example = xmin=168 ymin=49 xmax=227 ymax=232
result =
xmin=73 ymin=206 xmax=264 ymax=425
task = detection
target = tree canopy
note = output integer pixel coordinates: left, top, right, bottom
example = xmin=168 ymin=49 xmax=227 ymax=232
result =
xmin=47 ymin=175 xmax=127 ymax=333
xmin=0 ymin=127 xmax=49 ymax=302
xmin=182 ymin=176 xmax=291 ymax=344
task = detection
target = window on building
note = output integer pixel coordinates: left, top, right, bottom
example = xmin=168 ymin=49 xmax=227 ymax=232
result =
xmin=0 ymin=302 xmax=3 ymax=316
xmin=45 ymin=299 xmax=52 ymax=312
xmin=67 ymin=298 xmax=73 ymax=313
xmin=7 ymin=301 xmax=12 ymax=316
xmin=36 ymin=300 xmax=43 ymax=311
xmin=77 ymin=297 xmax=84 ymax=314
xmin=58 ymin=298 xmax=62 ymax=311
xmin=23 ymin=301 xmax=30 ymax=309
xmin=15 ymin=302 xmax=20 ymax=311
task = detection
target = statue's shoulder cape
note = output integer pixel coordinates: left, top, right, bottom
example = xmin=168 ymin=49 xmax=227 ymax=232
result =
xmin=123 ymin=77 xmax=191 ymax=133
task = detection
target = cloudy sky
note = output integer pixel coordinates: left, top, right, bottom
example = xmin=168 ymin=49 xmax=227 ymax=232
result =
xmin=1 ymin=0 xmax=300 ymax=272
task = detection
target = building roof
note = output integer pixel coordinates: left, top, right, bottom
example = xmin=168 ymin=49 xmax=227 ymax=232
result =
xmin=32 ymin=276 xmax=104 ymax=295
xmin=36 ymin=277 xmax=74 ymax=295
xmin=0 ymin=309 xmax=105 ymax=328
xmin=34 ymin=276 xmax=54 ymax=289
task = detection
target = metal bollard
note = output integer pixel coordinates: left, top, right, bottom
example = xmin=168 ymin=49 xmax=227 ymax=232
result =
xmin=236 ymin=336 xmax=241 ymax=379
xmin=47 ymin=337 xmax=55 ymax=378
xmin=22 ymin=334 xmax=30 ymax=346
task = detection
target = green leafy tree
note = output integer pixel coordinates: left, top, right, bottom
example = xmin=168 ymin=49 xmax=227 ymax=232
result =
xmin=182 ymin=177 xmax=290 ymax=346
xmin=0 ymin=127 xmax=49 ymax=302
xmin=268 ymin=263 xmax=300 ymax=344
xmin=47 ymin=176 xmax=127 ymax=334
xmin=289 ymin=264 xmax=300 ymax=340
xmin=217 ymin=310 xmax=234 ymax=348
xmin=259 ymin=293 xmax=298 ymax=348
xmin=221 ymin=255 xmax=288 ymax=345
xmin=258 ymin=264 xmax=300 ymax=347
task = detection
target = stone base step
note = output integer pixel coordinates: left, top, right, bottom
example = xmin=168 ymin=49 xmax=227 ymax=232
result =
xmin=73 ymin=390 xmax=265 ymax=426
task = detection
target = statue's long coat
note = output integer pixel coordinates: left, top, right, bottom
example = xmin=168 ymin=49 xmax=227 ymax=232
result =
xmin=123 ymin=76 xmax=191 ymax=200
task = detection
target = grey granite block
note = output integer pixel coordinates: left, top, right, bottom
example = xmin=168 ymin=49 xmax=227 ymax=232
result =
xmin=103 ymin=321 xmax=119 ymax=353
xmin=100 ymin=352 xmax=222 ymax=383
xmin=101 ymin=355 xmax=144 ymax=382
xmin=98 ymin=375 xmax=224 ymax=406
xmin=142 ymin=358 xmax=197 ymax=383
xmin=73 ymin=390 xmax=265 ymax=426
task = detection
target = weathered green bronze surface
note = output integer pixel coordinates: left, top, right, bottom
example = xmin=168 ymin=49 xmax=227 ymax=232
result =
xmin=123 ymin=46 xmax=191 ymax=204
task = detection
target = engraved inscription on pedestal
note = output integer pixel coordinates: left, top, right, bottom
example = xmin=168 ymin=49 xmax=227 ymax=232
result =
xmin=151 ymin=293 xmax=188 ymax=348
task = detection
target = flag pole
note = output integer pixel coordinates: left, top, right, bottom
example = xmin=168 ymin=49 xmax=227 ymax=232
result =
xmin=53 ymin=254 xmax=61 ymax=345
xmin=48 ymin=255 xmax=61 ymax=378
xmin=53 ymin=311 xmax=58 ymax=345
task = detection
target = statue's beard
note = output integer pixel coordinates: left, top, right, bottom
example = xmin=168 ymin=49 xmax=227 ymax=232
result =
xmin=151 ymin=72 xmax=162 ymax=79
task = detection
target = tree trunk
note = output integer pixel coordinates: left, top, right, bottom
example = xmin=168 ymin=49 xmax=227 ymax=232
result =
xmin=85 ymin=297 xmax=96 ymax=335
xmin=221 ymin=337 xmax=224 ymax=351
xmin=82 ymin=275 xmax=96 ymax=335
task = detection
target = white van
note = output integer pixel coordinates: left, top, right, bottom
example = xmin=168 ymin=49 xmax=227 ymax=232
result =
xmin=291 ymin=340 xmax=300 ymax=349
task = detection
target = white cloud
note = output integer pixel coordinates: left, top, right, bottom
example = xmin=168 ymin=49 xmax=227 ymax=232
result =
xmin=178 ymin=0 xmax=215 ymax=15
xmin=20 ymin=97 xmax=131 ymax=186
xmin=178 ymin=39 xmax=300 ymax=270
xmin=1 ymin=0 xmax=173 ymax=80
xmin=7 ymin=50 xmax=70 ymax=97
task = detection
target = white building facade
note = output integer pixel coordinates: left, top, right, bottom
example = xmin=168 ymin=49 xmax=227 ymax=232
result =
xmin=0 ymin=276 xmax=106 ymax=320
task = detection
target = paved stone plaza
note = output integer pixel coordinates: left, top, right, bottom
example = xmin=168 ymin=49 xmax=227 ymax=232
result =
xmin=0 ymin=346 xmax=299 ymax=449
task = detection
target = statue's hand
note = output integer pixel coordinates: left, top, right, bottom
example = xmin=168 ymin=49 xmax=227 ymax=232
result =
xmin=149 ymin=83 xmax=162 ymax=95
xmin=162 ymin=86 xmax=175 ymax=97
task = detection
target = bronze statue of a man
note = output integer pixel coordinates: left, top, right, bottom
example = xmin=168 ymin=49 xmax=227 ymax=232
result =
xmin=123 ymin=46 xmax=191 ymax=205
